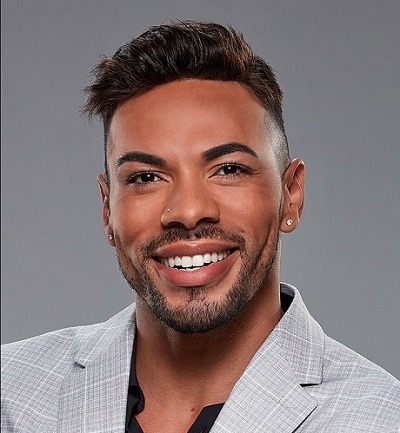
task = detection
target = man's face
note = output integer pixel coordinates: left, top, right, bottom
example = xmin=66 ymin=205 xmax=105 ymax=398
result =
xmin=99 ymin=80 xmax=298 ymax=333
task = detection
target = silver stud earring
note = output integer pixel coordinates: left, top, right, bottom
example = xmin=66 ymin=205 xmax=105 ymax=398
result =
xmin=286 ymin=219 xmax=293 ymax=226
xmin=166 ymin=208 xmax=171 ymax=212
xmin=108 ymin=233 xmax=114 ymax=241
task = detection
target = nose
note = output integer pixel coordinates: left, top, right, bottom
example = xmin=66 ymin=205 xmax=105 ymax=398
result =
xmin=160 ymin=179 xmax=220 ymax=230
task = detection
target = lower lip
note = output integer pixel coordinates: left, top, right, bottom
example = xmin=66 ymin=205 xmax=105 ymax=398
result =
xmin=154 ymin=251 xmax=239 ymax=288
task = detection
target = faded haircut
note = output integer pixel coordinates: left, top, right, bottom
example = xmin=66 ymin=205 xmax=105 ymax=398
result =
xmin=84 ymin=20 xmax=290 ymax=178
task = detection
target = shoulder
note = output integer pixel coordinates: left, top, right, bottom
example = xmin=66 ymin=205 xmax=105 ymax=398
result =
xmin=1 ymin=303 xmax=135 ymax=377
xmin=308 ymin=334 xmax=400 ymax=432
xmin=322 ymin=334 xmax=399 ymax=392
xmin=1 ymin=305 xmax=135 ymax=432
xmin=1 ymin=323 xmax=101 ymax=377
xmin=1 ymin=324 xmax=97 ymax=432
xmin=323 ymin=334 xmax=397 ymax=379
xmin=1 ymin=301 xmax=136 ymax=381
xmin=280 ymin=284 xmax=400 ymax=431
xmin=1 ymin=323 xmax=102 ymax=409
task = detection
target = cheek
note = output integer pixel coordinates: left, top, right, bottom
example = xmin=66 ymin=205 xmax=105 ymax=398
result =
xmin=218 ymin=185 xmax=281 ymax=236
xmin=110 ymin=198 xmax=162 ymax=247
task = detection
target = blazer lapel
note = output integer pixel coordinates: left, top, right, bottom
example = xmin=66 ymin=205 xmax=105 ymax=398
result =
xmin=211 ymin=284 xmax=323 ymax=433
xmin=58 ymin=304 xmax=136 ymax=433
xmin=211 ymin=344 xmax=317 ymax=433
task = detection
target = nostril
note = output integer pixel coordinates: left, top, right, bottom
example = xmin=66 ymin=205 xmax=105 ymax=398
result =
xmin=160 ymin=203 xmax=220 ymax=230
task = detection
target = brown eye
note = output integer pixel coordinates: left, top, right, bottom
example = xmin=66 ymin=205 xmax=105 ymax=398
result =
xmin=129 ymin=172 xmax=161 ymax=184
xmin=220 ymin=164 xmax=240 ymax=175
xmin=216 ymin=163 xmax=248 ymax=176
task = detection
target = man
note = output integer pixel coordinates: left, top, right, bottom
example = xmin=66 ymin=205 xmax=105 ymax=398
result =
xmin=1 ymin=21 xmax=399 ymax=433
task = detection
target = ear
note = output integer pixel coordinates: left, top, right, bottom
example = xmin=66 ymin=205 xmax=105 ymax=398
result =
xmin=280 ymin=158 xmax=305 ymax=233
xmin=97 ymin=174 xmax=115 ymax=246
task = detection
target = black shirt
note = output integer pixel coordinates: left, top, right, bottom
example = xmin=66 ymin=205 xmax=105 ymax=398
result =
xmin=125 ymin=340 xmax=224 ymax=433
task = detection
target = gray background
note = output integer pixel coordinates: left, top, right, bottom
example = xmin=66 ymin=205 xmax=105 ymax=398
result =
xmin=2 ymin=1 xmax=399 ymax=379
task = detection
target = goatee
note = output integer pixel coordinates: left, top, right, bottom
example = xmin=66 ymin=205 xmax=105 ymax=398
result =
xmin=118 ymin=224 xmax=279 ymax=334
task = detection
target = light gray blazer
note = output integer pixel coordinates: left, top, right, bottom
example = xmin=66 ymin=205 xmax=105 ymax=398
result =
xmin=2 ymin=284 xmax=399 ymax=432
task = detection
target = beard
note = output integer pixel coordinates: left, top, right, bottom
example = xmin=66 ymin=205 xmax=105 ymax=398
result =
xmin=118 ymin=224 xmax=279 ymax=334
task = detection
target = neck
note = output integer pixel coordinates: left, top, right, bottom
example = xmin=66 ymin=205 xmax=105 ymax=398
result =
xmin=134 ymin=273 xmax=282 ymax=407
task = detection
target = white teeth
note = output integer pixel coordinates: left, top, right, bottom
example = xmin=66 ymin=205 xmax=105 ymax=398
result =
xmin=181 ymin=256 xmax=192 ymax=268
xmin=192 ymin=255 xmax=204 ymax=267
xmin=161 ymin=250 xmax=231 ymax=269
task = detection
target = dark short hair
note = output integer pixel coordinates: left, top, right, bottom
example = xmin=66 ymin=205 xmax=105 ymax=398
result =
xmin=84 ymin=20 xmax=290 ymax=177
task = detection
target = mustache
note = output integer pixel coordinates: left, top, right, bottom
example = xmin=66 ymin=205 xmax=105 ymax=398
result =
xmin=141 ymin=224 xmax=245 ymax=257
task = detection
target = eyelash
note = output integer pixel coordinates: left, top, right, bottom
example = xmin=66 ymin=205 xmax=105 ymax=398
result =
xmin=214 ymin=161 xmax=252 ymax=177
xmin=126 ymin=171 xmax=161 ymax=186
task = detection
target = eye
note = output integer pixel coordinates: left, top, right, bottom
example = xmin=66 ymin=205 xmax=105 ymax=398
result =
xmin=128 ymin=172 xmax=161 ymax=185
xmin=215 ymin=163 xmax=250 ymax=177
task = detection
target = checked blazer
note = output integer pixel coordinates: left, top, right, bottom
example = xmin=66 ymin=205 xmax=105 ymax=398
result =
xmin=2 ymin=284 xmax=400 ymax=432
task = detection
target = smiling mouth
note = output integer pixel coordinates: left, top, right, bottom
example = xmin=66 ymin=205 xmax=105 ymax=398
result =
xmin=156 ymin=249 xmax=233 ymax=271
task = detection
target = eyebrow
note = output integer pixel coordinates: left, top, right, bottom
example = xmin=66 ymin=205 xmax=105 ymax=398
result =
xmin=202 ymin=142 xmax=259 ymax=161
xmin=116 ymin=151 xmax=167 ymax=169
xmin=116 ymin=142 xmax=258 ymax=169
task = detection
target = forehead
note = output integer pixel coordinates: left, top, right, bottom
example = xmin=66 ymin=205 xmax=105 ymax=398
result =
xmin=108 ymin=79 xmax=269 ymax=157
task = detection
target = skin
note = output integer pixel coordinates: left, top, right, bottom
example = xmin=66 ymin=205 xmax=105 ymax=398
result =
xmin=97 ymin=79 xmax=305 ymax=432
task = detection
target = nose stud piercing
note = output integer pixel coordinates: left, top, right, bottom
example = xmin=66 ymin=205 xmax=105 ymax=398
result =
xmin=286 ymin=219 xmax=293 ymax=226
xmin=166 ymin=208 xmax=171 ymax=212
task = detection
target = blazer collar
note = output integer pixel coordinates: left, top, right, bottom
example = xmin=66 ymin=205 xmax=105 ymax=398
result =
xmin=58 ymin=304 xmax=136 ymax=433
xmin=272 ymin=283 xmax=324 ymax=386
xmin=73 ymin=304 xmax=136 ymax=367
xmin=212 ymin=284 xmax=323 ymax=433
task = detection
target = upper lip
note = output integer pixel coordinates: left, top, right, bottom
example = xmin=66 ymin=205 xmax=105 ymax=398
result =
xmin=153 ymin=240 xmax=238 ymax=258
